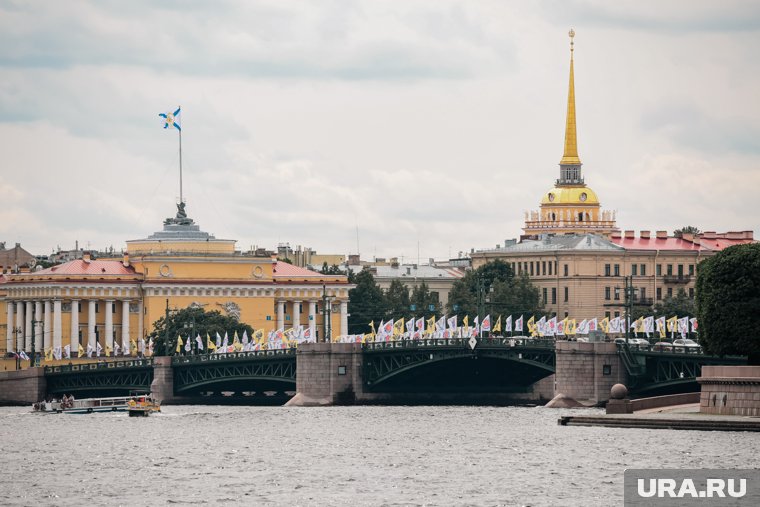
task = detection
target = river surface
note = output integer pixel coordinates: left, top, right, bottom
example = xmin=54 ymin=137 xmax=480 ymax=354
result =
xmin=0 ymin=405 xmax=757 ymax=506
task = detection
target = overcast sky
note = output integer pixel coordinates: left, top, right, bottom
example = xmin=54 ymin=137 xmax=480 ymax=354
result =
xmin=1 ymin=1 xmax=758 ymax=262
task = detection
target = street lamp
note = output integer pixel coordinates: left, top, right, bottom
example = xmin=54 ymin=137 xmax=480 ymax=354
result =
xmin=12 ymin=326 xmax=22 ymax=370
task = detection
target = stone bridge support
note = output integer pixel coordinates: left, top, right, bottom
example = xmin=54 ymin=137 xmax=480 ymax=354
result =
xmin=0 ymin=367 xmax=47 ymax=405
xmin=554 ymin=341 xmax=625 ymax=405
xmin=288 ymin=342 xmax=369 ymax=406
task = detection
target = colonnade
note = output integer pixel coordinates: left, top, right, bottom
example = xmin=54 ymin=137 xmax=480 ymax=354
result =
xmin=5 ymin=298 xmax=143 ymax=355
xmin=274 ymin=299 xmax=348 ymax=339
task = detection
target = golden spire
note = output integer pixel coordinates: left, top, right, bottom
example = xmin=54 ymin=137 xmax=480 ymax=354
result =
xmin=560 ymin=28 xmax=581 ymax=165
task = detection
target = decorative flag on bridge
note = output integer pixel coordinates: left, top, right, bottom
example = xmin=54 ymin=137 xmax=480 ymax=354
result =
xmin=176 ymin=335 xmax=184 ymax=354
xmin=196 ymin=334 xmax=204 ymax=351
xmin=505 ymin=315 xmax=512 ymax=333
xmin=78 ymin=344 xmax=85 ymax=358
xmin=447 ymin=315 xmax=457 ymax=331
xmin=515 ymin=315 xmax=523 ymax=332
xmin=481 ymin=315 xmax=491 ymax=332
xmin=492 ymin=315 xmax=501 ymax=333
xmin=207 ymin=333 xmax=216 ymax=352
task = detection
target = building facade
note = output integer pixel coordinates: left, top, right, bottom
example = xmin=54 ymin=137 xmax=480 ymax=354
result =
xmin=1 ymin=205 xmax=352 ymax=356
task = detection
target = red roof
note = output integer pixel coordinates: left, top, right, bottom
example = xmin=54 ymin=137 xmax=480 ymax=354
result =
xmin=273 ymin=261 xmax=340 ymax=279
xmin=33 ymin=259 xmax=136 ymax=276
xmin=611 ymin=237 xmax=754 ymax=252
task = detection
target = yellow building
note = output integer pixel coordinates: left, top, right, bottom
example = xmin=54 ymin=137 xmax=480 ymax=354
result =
xmin=1 ymin=204 xmax=352 ymax=359
xmin=522 ymin=29 xmax=619 ymax=239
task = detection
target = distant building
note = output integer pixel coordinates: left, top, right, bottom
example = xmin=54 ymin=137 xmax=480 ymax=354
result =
xmin=471 ymin=32 xmax=755 ymax=321
xmin=347 ymin=260 xmax=465 ymax=307
xmin=276 ymin=243 xmax=344 ymax=270
xmin=0 ymin=243 xmax=36 ymax=273
xmin=1 ymin=204 xmax=352 ymax=355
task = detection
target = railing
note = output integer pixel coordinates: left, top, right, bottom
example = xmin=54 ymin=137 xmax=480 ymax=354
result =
xmin=362 ymin=337 xmax=556 ymax=351
xmin=617 ymin=343 xmax=704 ymax=355
xmin=662 ymin=275 xmax=692 ymax=284
xmin=45 ymin=358 xmax=154 ymax=374
xmin=171 ymin=348 xmax=296 ymax=364
xmin=632 ymin=297 xmax=654 ymax=306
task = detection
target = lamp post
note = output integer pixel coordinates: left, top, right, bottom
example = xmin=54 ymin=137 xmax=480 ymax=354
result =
xmin=12 ymin=326 xmax=22 ymax=370
xmin=30 ymin=318 xmax=43 ymax=367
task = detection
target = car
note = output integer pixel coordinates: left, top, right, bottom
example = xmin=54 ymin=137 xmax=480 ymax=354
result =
xmin=627 ymin=338 xmax=650 ymax=348
xmin=672 ymin=338 xmax=701 ymax=353
xmin=613 ymin=337 xmax=627 ymax=345
xmin=652 ymin=341 xmax=673 ymax=352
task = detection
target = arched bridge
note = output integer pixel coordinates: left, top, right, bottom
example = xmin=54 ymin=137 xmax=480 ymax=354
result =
xmin=617 ymin=344 xmax=747 ymax=395
xmin=362 ymin=337 xmax=556 ymax=393
xmin=45 ymin=359 xmax=154 ymax=398
xmin=171 ymin=349 xmax=296 ymax=399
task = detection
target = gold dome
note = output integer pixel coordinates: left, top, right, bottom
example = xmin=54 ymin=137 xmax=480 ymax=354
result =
xmin=541 ymin=186 xmax=599 ymax=205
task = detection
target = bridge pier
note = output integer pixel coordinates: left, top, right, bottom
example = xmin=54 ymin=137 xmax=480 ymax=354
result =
xmin=554 ymin=341 xmax=625 ymax=405
xmin=288 ymin=343 xmax=366 ymax=406
xmin=0 ymin=367 xmax=47 ymax=405
xmin=151 ymin=356 xmax=181 ymax=405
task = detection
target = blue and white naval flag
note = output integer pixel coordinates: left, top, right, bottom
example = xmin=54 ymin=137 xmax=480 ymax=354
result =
xmin=159 ymin=107 xmax=181 ymax=131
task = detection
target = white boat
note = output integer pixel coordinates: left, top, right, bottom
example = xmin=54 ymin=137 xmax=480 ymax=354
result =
xmin=32 ymin=395 xmax=138 ymax=414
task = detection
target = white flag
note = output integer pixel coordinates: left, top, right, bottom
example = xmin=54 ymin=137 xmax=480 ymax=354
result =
xmin=196 ymin=334 xmax=204 ymax=351
xmin=505 ymin=315 xmax=513 ymax=333
xmin=64 ymin=344 xmax=71 ymax=359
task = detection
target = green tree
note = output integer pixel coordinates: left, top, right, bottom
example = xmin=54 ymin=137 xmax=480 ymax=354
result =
xmin=410 ymin=280 xmax=442 ymax=319
xmin=447 ymin=260 xmax=543 ymax=322
xmin=149 ymin=306 xmax=254 ymax=356
xmin=385 ymin=279 xmax=410 ymax=320
xmin=653 ymin=288 xmax=695 ymax=318
xmin=696 ymin=243 xmax=760 ymax=362
xmin=320 ymin=262 xmax=343 ymax=275
xmin=673 ymin=226 xmax=701 ymax=238
xmin=347 ymin=269 xmax=386 ymax=334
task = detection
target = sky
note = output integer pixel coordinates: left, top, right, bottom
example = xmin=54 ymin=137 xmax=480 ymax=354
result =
xmin=1 ymin=1 xmax=759 ymax=263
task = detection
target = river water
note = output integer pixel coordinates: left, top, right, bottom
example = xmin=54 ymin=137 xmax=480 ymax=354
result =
xmin=0 ymin=405 xmax=756 ymax=506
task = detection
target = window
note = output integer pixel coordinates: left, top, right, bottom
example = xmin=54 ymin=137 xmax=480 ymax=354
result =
xmin=614 ymin=288 xmax=620 ymax=300
xmin=524 ymin=262 xmax=528 ymax=273
xmin=564 ymin=311 xmax=569 ymax=318
xmin=631 ymin=264 xmax=638 ymax=276
xmin=656 ymin=287 xmax=662 ymax=300
xmin=667 ymin=264 xmax=673 ymax=276
xmin=551 ymin=287 xmax=557 ymax=304
xmin=614 ymin=311 xmax=620 ymax=318
xmin=641 ymin=264 xmax=646 ymax=276
xmin=530 ymin=262 xmax=534 ymax=276
xmin=640 ymin=288 xmax=646 ymax=301
xmin=564 ymin=264 xmax=569 ymax=277
xmin=517 ymin=263 xmax=521 ymax=274
xmin=564 ymin=286 xmax=568 ymax=302
xmin=548 ymin=262 xmax=553 ymax=276
xmin=605 ymin=311 xmax=611 ymax=319
xmin=667 ymin=287 xmax=673 ymax=297
xmin=605 ymin=287 xmax=611 ymax=300
xmin=95 ymin=303 xmax=99 ymax=313
xmin=112 ymin=303 xmax=117 ymax=313
xmin=542 ymin=288 xmax=547 ymax=305
xmin=689 ymin=264 xmax=695 ymax=276
xmin=614 ymin=264 xmax=620 ymax=276
xmin=604 ymin=264 xmax=611 ymax=276
xmin=542 ymin=261 xmax=546 ymax=276
xmin=266 ymin=315 xmax=272 ymax=321
xmin=511 ymin=262 xmax=515 ymax=272
xmin=678 ymin=264 xmax=684 ymax=276
xmin=656 ymin=264 xmax=662 ymax=276
xmin=689 ymin=288 xmax=694 ymax=299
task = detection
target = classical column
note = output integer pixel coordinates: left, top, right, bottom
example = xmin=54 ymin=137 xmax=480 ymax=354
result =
xmin=292 ymin=300 xmax=301 ymax=330
xmin=276 ymin=300 xmax=285 ymax=330
xmin=308 ymin=301 xmax=317 ymax=339
xmin=25 ymin=301 xmax=33 ymax=351
xmin=137 ymin=299 xmax=144 ymax=353
xmin=34 ymin=301 xmax=43 ymax=353
xmin=88 ymin=300 xmax=97 ymax=352
xmin=121 ymin=300 xmax=131 ymax=354
xmin=16 ymin=302 xmax=24 ymax=351
xmin=6 ymin=302 xmax=14 ymax=353
xmin=53 ymin=299 xmax=62 ymax=351
xmin=43 ymin=300 xmax=51 ymax=352
xmin=105 ymin=299 xmax=114 ymax=355
xmin=70 ymin=300 xmax=79 ymax=353
xmin=340 ymin=300 xmax=348 ymax=337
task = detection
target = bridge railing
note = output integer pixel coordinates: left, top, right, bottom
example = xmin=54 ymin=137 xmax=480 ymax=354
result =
xmin=44 ymin=358 xmax=154 ymax=374
xmin=363 ymin=337 xmax=555 ymax=351
xmin=171 ymin=348 xmax=297 ymax=364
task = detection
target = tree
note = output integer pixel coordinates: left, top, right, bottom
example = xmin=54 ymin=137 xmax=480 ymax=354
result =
xmin=320 ymin=262 xmax=344 ymax=275
xmin=696 ymin=243 xmax=760 ymax=363
xmin=410 ymin=281 xmax=442 ymax=319
xmin=447 ymin=260 xmax=543 ymax=321
xmin=653 ymin=288 xmax=695 ymax=318
xmin=278 ymin=257 xmax=293 ymax=264
xmin=149 ymin=306 xmax=254 ymax=356
xmin=385 ymin=279 xmax=410 ymax=320
xmin=674 ymin=226 xmax=701 ymax=238
xmin=347 ymin=269 xmax=386 ymax=334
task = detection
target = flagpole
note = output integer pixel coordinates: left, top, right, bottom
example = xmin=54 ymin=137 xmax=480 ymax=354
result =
xmin=178 ymin=107 xmax=183 ymax=204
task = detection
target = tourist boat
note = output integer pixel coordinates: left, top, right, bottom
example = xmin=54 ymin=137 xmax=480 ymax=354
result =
xmin=127 ymin=395 xmax=161 ymax=417
xmin=32 ymin=393 xmax=161 ymax=415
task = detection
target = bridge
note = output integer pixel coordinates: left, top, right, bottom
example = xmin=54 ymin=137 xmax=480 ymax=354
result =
xmin=363 ymin=337 xmax=555 ymax=393
xmin=0 ymin=339 xmax=745 ymax=405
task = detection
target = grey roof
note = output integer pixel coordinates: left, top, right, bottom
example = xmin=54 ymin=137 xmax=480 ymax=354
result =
xmin=478 ymin=234 xmax=625 ymax=253
xmin=347 ymin=264 xmax=464 ymax=280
